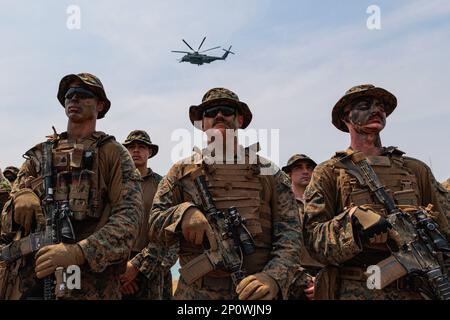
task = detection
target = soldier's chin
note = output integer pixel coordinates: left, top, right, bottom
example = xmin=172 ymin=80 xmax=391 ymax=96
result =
xmin=213 ymin=123 xmax=228 ymax=129
xmin=67 ymin=114 xmax=83 ymax=122
xmin=357 ymin=122 xmax=385 ymax=134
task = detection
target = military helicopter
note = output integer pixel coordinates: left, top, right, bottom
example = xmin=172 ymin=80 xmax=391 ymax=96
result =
xmin=171 ymin=37 xmax=234 ymax=66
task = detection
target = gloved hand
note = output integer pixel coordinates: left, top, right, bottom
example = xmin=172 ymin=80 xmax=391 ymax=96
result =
xmin=35 ymin=243 xmax=85 ymax=279
xmin=351 ymin=206 xmax=391 ymax=244
xmin=181 ymin=207 xmax=217 ymax=250
xmin=236 ymin=272 xmax=279 ymax=300
xmin=13 ymin=189 xmax=45 ymax=233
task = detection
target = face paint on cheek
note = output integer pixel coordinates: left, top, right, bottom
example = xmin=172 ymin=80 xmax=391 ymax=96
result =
xmin=350 ymin=108 xmax=372 ymax=126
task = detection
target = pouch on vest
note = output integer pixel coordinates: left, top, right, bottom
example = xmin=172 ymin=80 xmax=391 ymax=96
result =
xmin=53 ymin=142 xmax=99 ymax=221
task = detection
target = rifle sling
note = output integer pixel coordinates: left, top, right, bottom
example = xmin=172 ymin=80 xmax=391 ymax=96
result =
xmin=0 ymin=232 xmax=47 ymax=262
xmin=339 ymin=153 xmax=396 ymax=210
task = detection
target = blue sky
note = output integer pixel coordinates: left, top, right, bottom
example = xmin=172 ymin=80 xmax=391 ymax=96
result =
xmin=1 ymin=0 xmax=450 ymax=277
xmin=1 ymin=0 xmax=449 ymax=181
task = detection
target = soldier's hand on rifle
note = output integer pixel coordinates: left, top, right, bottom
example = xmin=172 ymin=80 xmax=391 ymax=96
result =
xmin=34 ymin=243 xmax=85 ymax=279
xmin=13 ymin=189 xmax=45 ymax=233
xmin=181 ymin=207 xmax=218 ymax=251
xmin=236 ymin=272 xmax=279 ymax=300
xmin=351 ymin=206 xmax=392 ymax=244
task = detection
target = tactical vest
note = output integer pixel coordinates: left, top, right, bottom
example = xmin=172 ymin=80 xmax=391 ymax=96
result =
xmin=179 ymin=160 xmax=274 ymax=274
xmin=337 ymin=149 xmax=421 ymax=216
xmin=26 ymin=133 xmax=113 ymax=223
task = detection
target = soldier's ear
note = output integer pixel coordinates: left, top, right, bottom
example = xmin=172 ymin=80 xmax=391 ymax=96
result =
xmin=237 ymin=114 xmax=244 ymax=128
xmin=96 ymin=101 xmax=106 ymax=114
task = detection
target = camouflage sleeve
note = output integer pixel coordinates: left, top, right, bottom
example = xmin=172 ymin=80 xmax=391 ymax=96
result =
xmin=149 ymin=163 xmax=196 ymax=246
xmin=130 ymin=242 xmax=172 ymax=278
xmin=0 ymin=175 xmax=11 ymax=217
xmin=2 ymin=158 xmax=40 ymax=234
xmin=303 ymin=164 xmax=362 ymax=265
xmin=78 ymin=144 xmax=144 ymax=273
xmin=0 ymin=175 xmax=11 ymax=194
xmin=262 ymin=170 xmax=302 ymax=300
xmin=405 ymin=158 xmax=450 ymax=237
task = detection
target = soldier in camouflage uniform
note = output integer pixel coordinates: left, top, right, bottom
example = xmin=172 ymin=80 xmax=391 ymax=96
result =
xmin=3 ymin=167 xmax=19 ymax=184
xmin=119 ymin=130 xmax=177 ymax=300
xmin=0 ymin=169 xmax=11 ymax=298
xmin=0 ymin=170 xmax=11 ymax=211
xmin=0 ymin=73 xmax=143 ymax=300
xmin=282 ymin=155 xmax=319 ymax=299
xmin=149 ymin=88 xmax=302 ymax=300
xmin=303 ymin=84 xmax=450 ymax=300
xmin=439 ymin=179 xmax=450 ymax=224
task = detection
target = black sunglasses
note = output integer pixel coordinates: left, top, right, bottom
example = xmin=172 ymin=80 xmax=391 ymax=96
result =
xmin=203 ymin=105 xmax=237 ymax=118
xmin=65 ymin=87 xmax=98 ymax=100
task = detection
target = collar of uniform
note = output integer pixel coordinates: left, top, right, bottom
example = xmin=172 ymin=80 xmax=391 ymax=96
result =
xmin=192 ymin=143 xmax=259 ymax=165
xmin=335 ymin=148 xmax=353 ymax=158
xmin=380 ymin=146 xmax=405 ymax=156
xmin=55 ymin=131 xmax=107 ymax=147
xmin=335 ymin=146 xmax=404 ymax=158
xmin=141 ymin=168 xmax=154 ymax=180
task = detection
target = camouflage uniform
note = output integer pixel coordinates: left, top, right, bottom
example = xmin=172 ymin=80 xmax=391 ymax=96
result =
xmin=0 ymin=73 xmax=144 ymax=300
xmin=303 ymin=85 xmax=450 ymax=300
xmin=122 ymin=131 xmax=176 ymax=300
xmin=439 ymin=178 xmax=450 ymax=224
xmin=3 ymin=166 xmax=19 ymax=184
xmin=282 ymin=155 xmax=321 ymax=299
xmin=0 ymin=170 xmax=11 ymax=211
xmin=149 ymin=88 xmax=302 ymax=300
xmin=129 ymin=242 xmax=178 ymax=300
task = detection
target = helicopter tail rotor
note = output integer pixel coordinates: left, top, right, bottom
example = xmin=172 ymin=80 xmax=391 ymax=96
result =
xmin=222 ymin=46 xmax=235 ymax=55
xmin=221 ymin=46 xmax=235 ymax=60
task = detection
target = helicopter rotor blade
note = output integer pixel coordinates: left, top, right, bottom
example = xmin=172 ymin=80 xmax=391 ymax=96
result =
xmin=200 ymin=46 xmax=221 ymax=53
xmin=182 ymin=39 xmax=195 ymax=52
xmin=172 ymin=51 xmax=190 ymax=54
xmin=197 ymin=37 xmax=207 ymax=51
xmin=222 ymin=46 xmax=235 ymax=54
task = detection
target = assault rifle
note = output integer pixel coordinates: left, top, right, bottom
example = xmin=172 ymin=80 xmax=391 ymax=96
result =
xmin=179 ymin=168 xmax=256 ymax=286
xmin=0 ymin=140 xmax=76 ymax=299
xmin=343 ymin=152 xmax=450 ymax=300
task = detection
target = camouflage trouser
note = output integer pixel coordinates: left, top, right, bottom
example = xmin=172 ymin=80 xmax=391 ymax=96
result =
xmin=123 ymin=269 xmax=172 ymax=300
xmin=174 ymin=275 xmax=237 ymax=300
xmin=339 ymin=279 xmax=423 ymax=300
